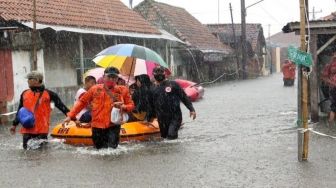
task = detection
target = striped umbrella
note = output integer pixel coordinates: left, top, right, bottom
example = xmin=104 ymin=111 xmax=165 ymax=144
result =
xmin=93 ymin=44 xmax=170 ymax=77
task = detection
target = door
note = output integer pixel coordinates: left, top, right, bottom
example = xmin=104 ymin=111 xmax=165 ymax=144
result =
xmin=0 ymin=49 xmax=14 ymax=101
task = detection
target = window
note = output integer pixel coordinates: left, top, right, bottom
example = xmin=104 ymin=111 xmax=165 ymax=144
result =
xmin=73 ymin=57 xmax=97 ymax=85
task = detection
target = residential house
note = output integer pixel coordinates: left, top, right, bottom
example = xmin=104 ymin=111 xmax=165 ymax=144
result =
xmin=207 ymin=24 xmax=266 ymax=78
xmin=0 ymin=0 xmax=183 ymax=122
xmin=283 ymin=11 xmax=336 ymax=122
xmin=267 ymin=31 xmax=300 ymax=73
xmin=134 ymin=0 xmax=235 ymax=82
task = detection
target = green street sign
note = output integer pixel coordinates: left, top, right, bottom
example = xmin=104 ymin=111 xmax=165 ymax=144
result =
xmin=287 ymin=45 xmax=312 ymax=67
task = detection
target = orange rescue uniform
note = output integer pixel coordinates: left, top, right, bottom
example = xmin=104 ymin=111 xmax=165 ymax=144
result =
xmin=67 ymin=84 xmax=134 ymax=128
xmin=282 ymin=61 xmax=296 ymax=80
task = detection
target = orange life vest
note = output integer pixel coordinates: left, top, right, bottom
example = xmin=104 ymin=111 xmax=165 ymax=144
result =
xmin=20 ymin=90 xmax=52 ymax=134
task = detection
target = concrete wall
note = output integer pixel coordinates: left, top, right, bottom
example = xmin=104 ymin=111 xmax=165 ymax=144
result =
xmin=43 ymin=43 xmax=78 ymax=88
xmin=276 ymin=47 xmax=281 ymax=73
xmin=267 ymin=46 xmax=288 ymax=73
xmin=7 ymin=50 xmax=44 ymax=112
xmin=6 ymin=47 xmax=79 ymax=114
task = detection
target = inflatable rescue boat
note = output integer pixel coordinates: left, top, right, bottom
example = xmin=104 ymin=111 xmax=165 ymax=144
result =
xmin=51 ymin=121 xmax=161 ymax=146
xmin=175 ymin=79 xmax=204 ymax=102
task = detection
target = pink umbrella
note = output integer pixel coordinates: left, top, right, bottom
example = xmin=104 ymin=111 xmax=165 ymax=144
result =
xmin=84 ymin=67 xmax=105 ymax=81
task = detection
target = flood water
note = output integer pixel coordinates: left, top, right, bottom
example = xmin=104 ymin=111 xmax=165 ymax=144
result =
xmin=1 ymin=73 xmax=336 ymax=187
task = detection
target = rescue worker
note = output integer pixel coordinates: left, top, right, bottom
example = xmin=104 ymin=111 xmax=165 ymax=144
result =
xmin=63 ymin=67 xmax=134 ymax=149
xmin=74 ymin=75 xmax=96 ymax=123
xmin=10 ymin=71 xmax=69 ymax=149
xmin=322 ymin=52 xmax=336 ymax=124
xmin=117 ymin=77 xmax=126 ymax=86
xmin=130 ymin=74 xmax=155 ymax=122
xmin=282 ymin=59 xmax=296 ymax=86
xmin=152 ymin=67 xmax=196 ymax=139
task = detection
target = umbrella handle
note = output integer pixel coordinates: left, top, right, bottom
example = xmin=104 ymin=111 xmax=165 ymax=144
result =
xmin=127 ymin=58 xmax=135 ymax=85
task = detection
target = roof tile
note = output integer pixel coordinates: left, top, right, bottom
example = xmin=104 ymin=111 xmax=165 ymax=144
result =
xmin=0 ymin=0 xmax=160 ymax=34
xmin=207 ymin=24 xmax=265 ymax=51
xmin=321 ymin=11 xmax=336 ymax=20
xmin=135 ymin=0 xmax=233 ymax=54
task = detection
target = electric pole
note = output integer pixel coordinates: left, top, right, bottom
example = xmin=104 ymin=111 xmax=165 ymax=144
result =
xmin=230 ymin=3 xmax=240 ymax=78
xmin=218 ymin=0 xmax=220 ymax=24
xmin=241 ymin=0 xmax=247 ymax=79
xmin=241 ymin=0 xmax=264 ymax=79
xmin=129 ymin=0 xmax=133 ymax=9
xmin=268 ymin=24 xmax=272 ymax=74
xmin=298 ymin=0 xmax=309 ymax=162
xmin=32 ymin=0 xmax=37 ymax=70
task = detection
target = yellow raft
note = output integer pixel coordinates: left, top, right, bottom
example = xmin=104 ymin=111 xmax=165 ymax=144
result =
xmin=50 ymin=121 xmax=161 ymax=146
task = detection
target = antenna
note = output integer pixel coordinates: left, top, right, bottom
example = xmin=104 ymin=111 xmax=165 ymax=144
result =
xmin=309 ymin=6 xmax=322 ymax=20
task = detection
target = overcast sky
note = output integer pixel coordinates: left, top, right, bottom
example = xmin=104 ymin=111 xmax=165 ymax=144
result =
xmin=121 ymin=0 xmax=336 ymax=36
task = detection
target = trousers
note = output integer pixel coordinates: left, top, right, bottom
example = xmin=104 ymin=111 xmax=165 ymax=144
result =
xmin=22 ymin=134 xmax=48 ymax=150
xmin=91 ymin=125 xmax=121 ymax=149
xmin=157 ymin=115 xmax=182 ymax=139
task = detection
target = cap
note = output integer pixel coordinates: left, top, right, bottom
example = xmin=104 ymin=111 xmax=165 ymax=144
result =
xmin=104 ymin=67 xmax=120 ymax=76
xmin=26 ymin=71 xmax=43 ymax=82
xmin=153 ymin=66 xmax=165 ymax=75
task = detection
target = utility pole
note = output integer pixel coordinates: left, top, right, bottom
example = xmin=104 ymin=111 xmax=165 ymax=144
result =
xmin=298 ymin=0 xmax=309 ymax=162
xmin=241 ymin=0 xmax=247 ymax=79
xmin=230 ymin=3 xmax=240 ymax=78
xmin=129 ymin=0 xmax=133 ymax=9
xmin=218 ymin=0 xmax=220 ymax=24
xmin=32 ymin=0 xmax=37 ymax=70
xmin=268 ymin=24 xmax=272 ymax=74
xmin=241 ymin=0 xmax=264 ymax=79
xmin=79 ymin=34 xmax=84 ymax=78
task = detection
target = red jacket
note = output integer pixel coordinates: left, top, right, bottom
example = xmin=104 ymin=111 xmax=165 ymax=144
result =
xmin=68 ymin=84 xmax=134 ymax=129
xmin=282 ymin=62 xmax=296 ymax=79
xmin=322 ymin=60 xmax=336 ymax=85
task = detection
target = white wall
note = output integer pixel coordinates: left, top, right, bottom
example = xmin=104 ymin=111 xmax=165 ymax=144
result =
xmin=8 ymin=50 xmax=44 ymax=108
xmin=276 ymin=47 xmax=281 ymax=73
xmin=262 ymin=54 xmax=269 ymax=76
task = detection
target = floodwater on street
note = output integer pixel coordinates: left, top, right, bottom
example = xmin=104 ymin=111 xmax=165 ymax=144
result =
xmin=1 ymin=73 xmax=336 ymax=187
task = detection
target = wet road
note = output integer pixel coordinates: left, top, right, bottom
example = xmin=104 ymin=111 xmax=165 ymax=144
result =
xmin=1 ymin=73 xmax=336 ymax=187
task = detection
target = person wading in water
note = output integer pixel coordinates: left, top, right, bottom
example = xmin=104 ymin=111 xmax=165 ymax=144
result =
xmin=63 ymin=67 xmax=134 ymax=149
xmin=151 ymin=67 xmax=196 ymax=139
xmin=11 ymin=71 xmax=69 ymax=149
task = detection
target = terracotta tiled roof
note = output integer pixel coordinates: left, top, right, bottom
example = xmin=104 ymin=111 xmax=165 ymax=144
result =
xmin=0 ymin=0 xmax=160 ymax=34
xmin=268 ymin=31 xmax=300 ymax=48
xmin=135 ymin=0 xmax=233 ymax=54
xmin=207 ymin=24 xmax=265 ymax=51
xmin=321 ymin=11 xmax=336 ymax=20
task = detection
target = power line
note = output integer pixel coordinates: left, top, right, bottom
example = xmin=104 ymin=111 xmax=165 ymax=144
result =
xmin=259 ymin=6 xmax=283 ymax=25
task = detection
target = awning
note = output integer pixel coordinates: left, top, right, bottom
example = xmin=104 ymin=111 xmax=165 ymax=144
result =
xmin=201 ymin=49 xmax=232 ymax=55
xmin=21 ymin=22 xmax=185 ymax=44
xmin=283 ymin=20 xmax=336 ymax=33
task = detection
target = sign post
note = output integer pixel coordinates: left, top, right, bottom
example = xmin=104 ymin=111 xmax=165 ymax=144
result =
xmin=288 ymin=46 xmax=313 ymax=67
xmin=294 ymin=0 xmax=310 ymax=162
